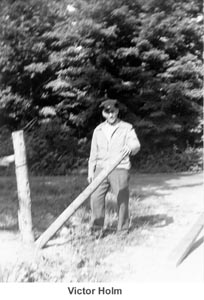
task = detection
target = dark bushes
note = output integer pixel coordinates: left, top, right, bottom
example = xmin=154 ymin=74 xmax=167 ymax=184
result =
xmin=0 ymin=126 xmax=202 ymax=175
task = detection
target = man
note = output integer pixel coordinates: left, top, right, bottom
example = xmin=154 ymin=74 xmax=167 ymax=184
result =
xmin=88 ymin=99 xmax=140 ymax=236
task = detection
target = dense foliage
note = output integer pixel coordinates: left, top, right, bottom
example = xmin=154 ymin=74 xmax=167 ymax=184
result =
xmin=0 ymin=0 xmax=203 ymax=174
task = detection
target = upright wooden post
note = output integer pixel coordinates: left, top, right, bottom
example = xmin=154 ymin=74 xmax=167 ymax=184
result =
xmin=12 ymin=130 xmax=34 ymax=244
xmin=35 ymin=150 xmax=129 ymax=249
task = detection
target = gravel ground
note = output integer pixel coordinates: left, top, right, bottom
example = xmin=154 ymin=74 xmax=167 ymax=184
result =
xmin=0 ymin=172 xmax=203 ymax=282
xmin=101 ymin=172 xmax=204 ymax=282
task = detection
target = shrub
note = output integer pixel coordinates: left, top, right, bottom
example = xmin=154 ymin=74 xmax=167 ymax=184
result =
xmin=0 ymin=125 xmax=202 ymax=175
xmin=134 ymin=146 xmax=203 ymax=173
xmin=25 ymin=119 xmax=79 ymax=175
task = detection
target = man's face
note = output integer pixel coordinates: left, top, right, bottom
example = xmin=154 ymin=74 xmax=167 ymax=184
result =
xmin=102 ymin=108 xmax=119 ymax=125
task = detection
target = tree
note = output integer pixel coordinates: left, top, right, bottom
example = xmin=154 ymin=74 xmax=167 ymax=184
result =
xmin=0 ymin=0 xmax=203 ymax=173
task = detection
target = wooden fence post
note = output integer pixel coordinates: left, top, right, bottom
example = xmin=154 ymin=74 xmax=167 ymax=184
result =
xmin=0 ymin=155 xmax=15 ymax=166
xmin=169 ymin=213 xmax=204 ymax=267
xmin=35 ymin=150 xmax=129 ymax=249
xmin=169 ymin=213 xmax=204 ymax=266
xmin=12 ymin=130 xmax=34 ymax=244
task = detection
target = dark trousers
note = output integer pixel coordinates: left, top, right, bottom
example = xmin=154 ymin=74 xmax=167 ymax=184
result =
xmin=90 ymin=168 xmax=130 ymax=231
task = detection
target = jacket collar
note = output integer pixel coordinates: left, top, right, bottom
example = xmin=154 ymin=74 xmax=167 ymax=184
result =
xmin=97 ymin=119 xmax=122 ymax=130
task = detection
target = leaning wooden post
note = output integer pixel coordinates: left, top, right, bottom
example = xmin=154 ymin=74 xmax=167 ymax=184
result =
xmin=35 ymin=150 xmax=129 ymax=249
xmin=169 ymin=213 xmax=204 ymax=266
xmin=12 ymin=130 xmax=34 ymax=244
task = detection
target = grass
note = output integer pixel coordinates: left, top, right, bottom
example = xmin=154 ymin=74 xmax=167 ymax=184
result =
xmin=0 ymin=173 xmax=149 ymax=282
xmin=1 ymin=172 xmax=201 ymax=282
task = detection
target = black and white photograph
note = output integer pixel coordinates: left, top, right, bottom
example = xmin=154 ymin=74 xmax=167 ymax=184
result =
xmin=0 ymin=0 xmax=203 ymax=298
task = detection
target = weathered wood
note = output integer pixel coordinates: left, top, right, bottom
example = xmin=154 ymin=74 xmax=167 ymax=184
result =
xmin=169 ymin=213 xmax=204 ymax=266
xmin=12 ymin=130 xmax=34 ymax=244
xmin=0 ymin=155 xmax=15 ymax=166
xmin=35 ymin=150 xmax=129 ymax=249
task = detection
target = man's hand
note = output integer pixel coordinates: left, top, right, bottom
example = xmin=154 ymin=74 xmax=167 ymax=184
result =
xmin=87 ymin=171 xmax=94 ymax=184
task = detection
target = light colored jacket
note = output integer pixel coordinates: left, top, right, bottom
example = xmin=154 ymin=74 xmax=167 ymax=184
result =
xmin=88 ymin=120 xmax=140 ymax=174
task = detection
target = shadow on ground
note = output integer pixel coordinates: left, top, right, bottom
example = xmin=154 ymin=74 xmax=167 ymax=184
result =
xmin=130 ymin=214 xmax=174 ymax=229
xmin=43 ymin=213 xmax=175 ymax=249
xmin=0 ymin=173 xmax=202 ymax=234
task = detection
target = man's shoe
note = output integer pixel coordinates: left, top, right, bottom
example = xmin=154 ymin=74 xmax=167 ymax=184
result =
xmin=90 ymin=226 xmax=104 ymax=239
xmin=101 ymin=227 xmax=116 ymax=237
xmin=116 ymin=229 xmax=129 ymax=238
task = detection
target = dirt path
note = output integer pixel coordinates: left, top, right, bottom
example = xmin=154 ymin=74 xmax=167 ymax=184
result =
xmin=102 ymin=172 xmax=204 ymax=282
xmin=0 ymin=172 xmax=203 ymax=282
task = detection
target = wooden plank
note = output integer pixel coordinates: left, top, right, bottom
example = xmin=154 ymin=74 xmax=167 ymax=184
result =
xmin=169 ymin=213 xmax=204 ymax=266
xmin=35 ymin=150 xmax=129 ymax=249
xmin=0 ymin=155 xmax=15 ymax=166
xmin=12 ymin=130 xmax=34 ymax=244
